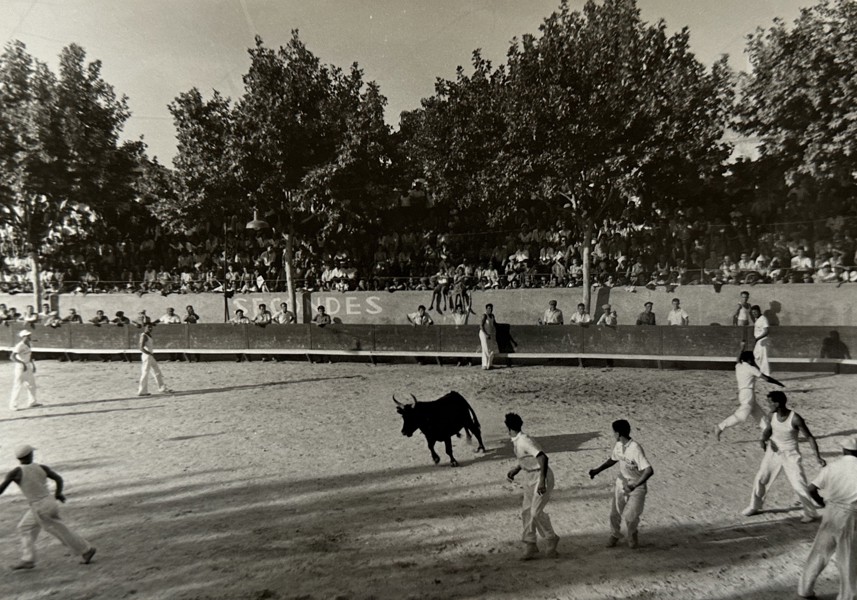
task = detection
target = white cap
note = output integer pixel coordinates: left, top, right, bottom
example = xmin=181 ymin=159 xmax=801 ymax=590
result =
xmin=843 ymin=437 xmax=857 ymax=451
xmin=15 ymin=444 xmax=34 ymax=459
xmin=19 ymin=330 xmax=31 ymax=337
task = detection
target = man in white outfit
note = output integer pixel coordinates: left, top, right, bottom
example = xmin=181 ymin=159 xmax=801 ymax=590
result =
xmin=479 ymin=304 xmax=497 ymax=370
xmin=9 ymin=330 xmax=40 ymax=411
xmin=742 ymin=391 xmax=824 ymax=522
xmin=138 ymin=324 xmax=170 ymax=396
xmin=0 ymin=445 xmax=96 ymax=569
xmin=798 ymin=437 xmax=857 ymax=600
xmin=715 ymin=351 xmax=784 ymax=441
xmin=505 ymin=412 xmax=560 ymax=560
xmin=751 ymin=305 xmax=771 ymax=375
xmin=589 ymin=419 xmax=654 ymax=549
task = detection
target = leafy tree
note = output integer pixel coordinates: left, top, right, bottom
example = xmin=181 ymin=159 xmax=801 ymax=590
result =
xmin=739 ymin=0 xmax=857 ymax=204
xmin=401 ymin=0 xmax=733 ymax=307
xmin=0 ymin=41 xmax=141 ymax=304
xmin=163 ymin=32 xmax=393 ymax=313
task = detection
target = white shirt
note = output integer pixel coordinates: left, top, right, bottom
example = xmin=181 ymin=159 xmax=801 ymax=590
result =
xmin=667 ymin=308 xmax=689 ymax=325
xmin=511 ymin=432 xmax=544 ymax=472
xmin=754 ymin=315 xmax=769 ymax=340
xmin=408 ymin=312 xmax=433 ymax=326
xmin=770 ymin=411 xmax=798 ymax=453
xmin=791 ymin=256 xmax=813 ymax=270
xmin=611 ymin=439 xmax=652 ymax=485
xmin=12 ymin=340 xmax=32 ymax=364
xmin=542 ymin=308 xmax=564 ymax=324
xmin=736 ymin=362 xmax=762 ymax=390
xmin=570 ymin=311 xmax=591 ymax=325
xmin=273 ymin=310 xmax=295 ymax=324
xmin=158 ymin=313 xmax=181 ymax=324
xmin=18 ymin=463 xmax=50 ymax=503
xmin=811 ymin=455 xmax=857 ymax=505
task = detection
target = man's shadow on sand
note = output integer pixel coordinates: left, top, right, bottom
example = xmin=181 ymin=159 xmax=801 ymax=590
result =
xmin=481 ymin=431 xmax=601 ymax=461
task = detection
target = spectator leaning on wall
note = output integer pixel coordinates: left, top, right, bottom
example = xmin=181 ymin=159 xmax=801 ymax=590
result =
xmin=539 ymin=300 xmax=564 ymax=325
xmin=636 ymin=302 xmax=656 ymax=326
xmin=667 ymin=298 xmax=689 ymax=326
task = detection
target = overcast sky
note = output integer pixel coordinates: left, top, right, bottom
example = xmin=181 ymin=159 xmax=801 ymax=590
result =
xmin=1 ymin=0 xmax=809 ymax=163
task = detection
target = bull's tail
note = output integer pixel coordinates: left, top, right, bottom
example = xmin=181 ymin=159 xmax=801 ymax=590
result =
xmin=462 ymin=396 xmax=485 ymax=452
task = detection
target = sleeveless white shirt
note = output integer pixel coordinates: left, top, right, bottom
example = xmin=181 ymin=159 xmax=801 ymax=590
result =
xmin=18 ymin=463 xmax=51 ymax=503
xmin=771 ymin=411 xmax=798 ymax=453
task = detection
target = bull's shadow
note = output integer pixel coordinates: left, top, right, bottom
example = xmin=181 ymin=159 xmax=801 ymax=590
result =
xmin=481 ymin=431 xmax=601 ymax=461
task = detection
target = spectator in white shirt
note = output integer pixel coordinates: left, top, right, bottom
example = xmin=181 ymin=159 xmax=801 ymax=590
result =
xmin=156 ymin=308 xmax=181 ymax=324
xmin=667 ymin=298 xmax=689 ymax=326
xmin=569 ymin=303 xmax=592 ymax=326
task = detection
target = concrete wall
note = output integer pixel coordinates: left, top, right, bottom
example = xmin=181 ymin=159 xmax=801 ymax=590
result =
xmin=3 ymin=283 xmax=857 ymax=327
xmin=605 ymin=284 xmax=857 ymax=327
xmin=0 ymin=292 xmax=308 ymax=323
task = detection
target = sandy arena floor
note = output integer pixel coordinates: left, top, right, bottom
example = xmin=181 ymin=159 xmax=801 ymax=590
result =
xmin=0 ymin=358 xmax=853 ymax=600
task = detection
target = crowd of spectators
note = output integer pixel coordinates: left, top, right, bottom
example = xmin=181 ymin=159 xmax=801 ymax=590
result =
xmin=2 ymin=210 xmax=857 ymax=299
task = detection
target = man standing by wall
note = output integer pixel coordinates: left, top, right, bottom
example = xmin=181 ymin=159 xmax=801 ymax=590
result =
xmin=667 ymin=298 xmax=689 ymax=326
xmin=479 ymin=304 xmax=497 ymax=370
xmin=636 ymin=302 xmax=656 ymax=326
xmin=751 ymin=305 xmax=771 ymax=375
xmin=733 ymin=291 xmax=751 ymax=326
xmin=9 ymin=331 xmax=40 ymax=411
xmin=539 ymin=300 xmax=564 ymax=325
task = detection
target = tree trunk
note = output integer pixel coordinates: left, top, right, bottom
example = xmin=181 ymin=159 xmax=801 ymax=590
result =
xmin=581 ymin=224 xmax=592 ymax=311
xmin=284 ymin=190 xmax=297 ymax=321
xmin=29 ymin=250 xmax=41 ymax=309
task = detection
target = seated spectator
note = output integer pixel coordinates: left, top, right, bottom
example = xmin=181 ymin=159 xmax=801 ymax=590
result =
xmin=156 ymin=307 xmax=182 ymax=324
xmin=89 ymin=310 xmax=110 ymax=325
xmin=0 ymin=304 xmax=10 ymax=323
xmin=112 ymin=311 xmax=131 ymax=325
xmin=38 ymin=302 xmax=52 ymax=318
xmin=719 ymin=255 xmax=739 ymax=284
xmin=230 ymin=309 xmax=251 ymax=324
xmin=135 ymin=310 xmax=153 ymax=327
xmin=273 ymin=302 xmax=296 ymax=324
xmin=63 ymin=308 xmax=84 ymax=324
xmin=184 ymin=305 xmax=201 ymax=324
xmin=815 ymin=262 xmax=839 ymax=283
xmin=569 ymin=303 xmax=592 ymax=326
xmin=790 ymin=246 xmax=814 ymax=280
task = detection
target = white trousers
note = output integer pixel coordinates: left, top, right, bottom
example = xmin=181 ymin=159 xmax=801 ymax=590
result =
xmin=719 ymin=388 xmax=766 ymax=432
xmin=479 ymin=330 xmax=495 ymax=370
xmin=18 ymin=498 xmax=90 ymax=563
xmin=611 ymin=479 xmax=647 ymax=538
xmin=10 ymin=363 xmax=37 ymax=410
xmin=749 ymin=446 xmax=817 ymax=518
xmin=754 ymin=338 xmax=771 ymax=375
xmin=520 ymin=469 xmax=558 ymax=544
xmin=799 ymin=503 xmax=857 ymax=600
xmin=138 ymin=355 xmax=165 ymax=394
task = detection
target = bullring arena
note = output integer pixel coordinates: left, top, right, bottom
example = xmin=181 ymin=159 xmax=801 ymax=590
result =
xmin=2 ymin=354 xmax=855 ymax=600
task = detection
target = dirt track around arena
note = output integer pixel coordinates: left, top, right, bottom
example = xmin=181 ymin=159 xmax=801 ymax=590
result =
xmin=0 ymin=359 xmax=852 ymax=599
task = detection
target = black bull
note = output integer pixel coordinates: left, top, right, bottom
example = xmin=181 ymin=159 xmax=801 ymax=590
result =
xmin=394 ymin=391 xmax=486 ymax=467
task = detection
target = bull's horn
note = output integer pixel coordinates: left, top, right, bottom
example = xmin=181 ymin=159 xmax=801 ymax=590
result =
xmin=410 ymin=393 xmax=418 ymax=404
xmin=393 ymin=395 xmax=404 ymax=406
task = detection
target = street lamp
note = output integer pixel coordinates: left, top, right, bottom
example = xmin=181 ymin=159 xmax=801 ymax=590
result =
xmin=246 ymin=210 xmax=270 ymax=231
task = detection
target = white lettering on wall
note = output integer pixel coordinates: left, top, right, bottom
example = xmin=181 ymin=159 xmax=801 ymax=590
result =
xmin=365 ymin=296 xmax=382 ymax=314
xmin=345 ymin=297 xmax=361 ymax=315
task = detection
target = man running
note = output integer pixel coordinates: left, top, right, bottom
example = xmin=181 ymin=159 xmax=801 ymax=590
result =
xmin=0 ymin=445 xmax=96 ymax=569
xmin=715 ymin=351 xmax=784 ymax=441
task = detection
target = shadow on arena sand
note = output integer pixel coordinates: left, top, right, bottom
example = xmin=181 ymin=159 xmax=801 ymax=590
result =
xmin=0 ymin=461 xmax=830 ymax=600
